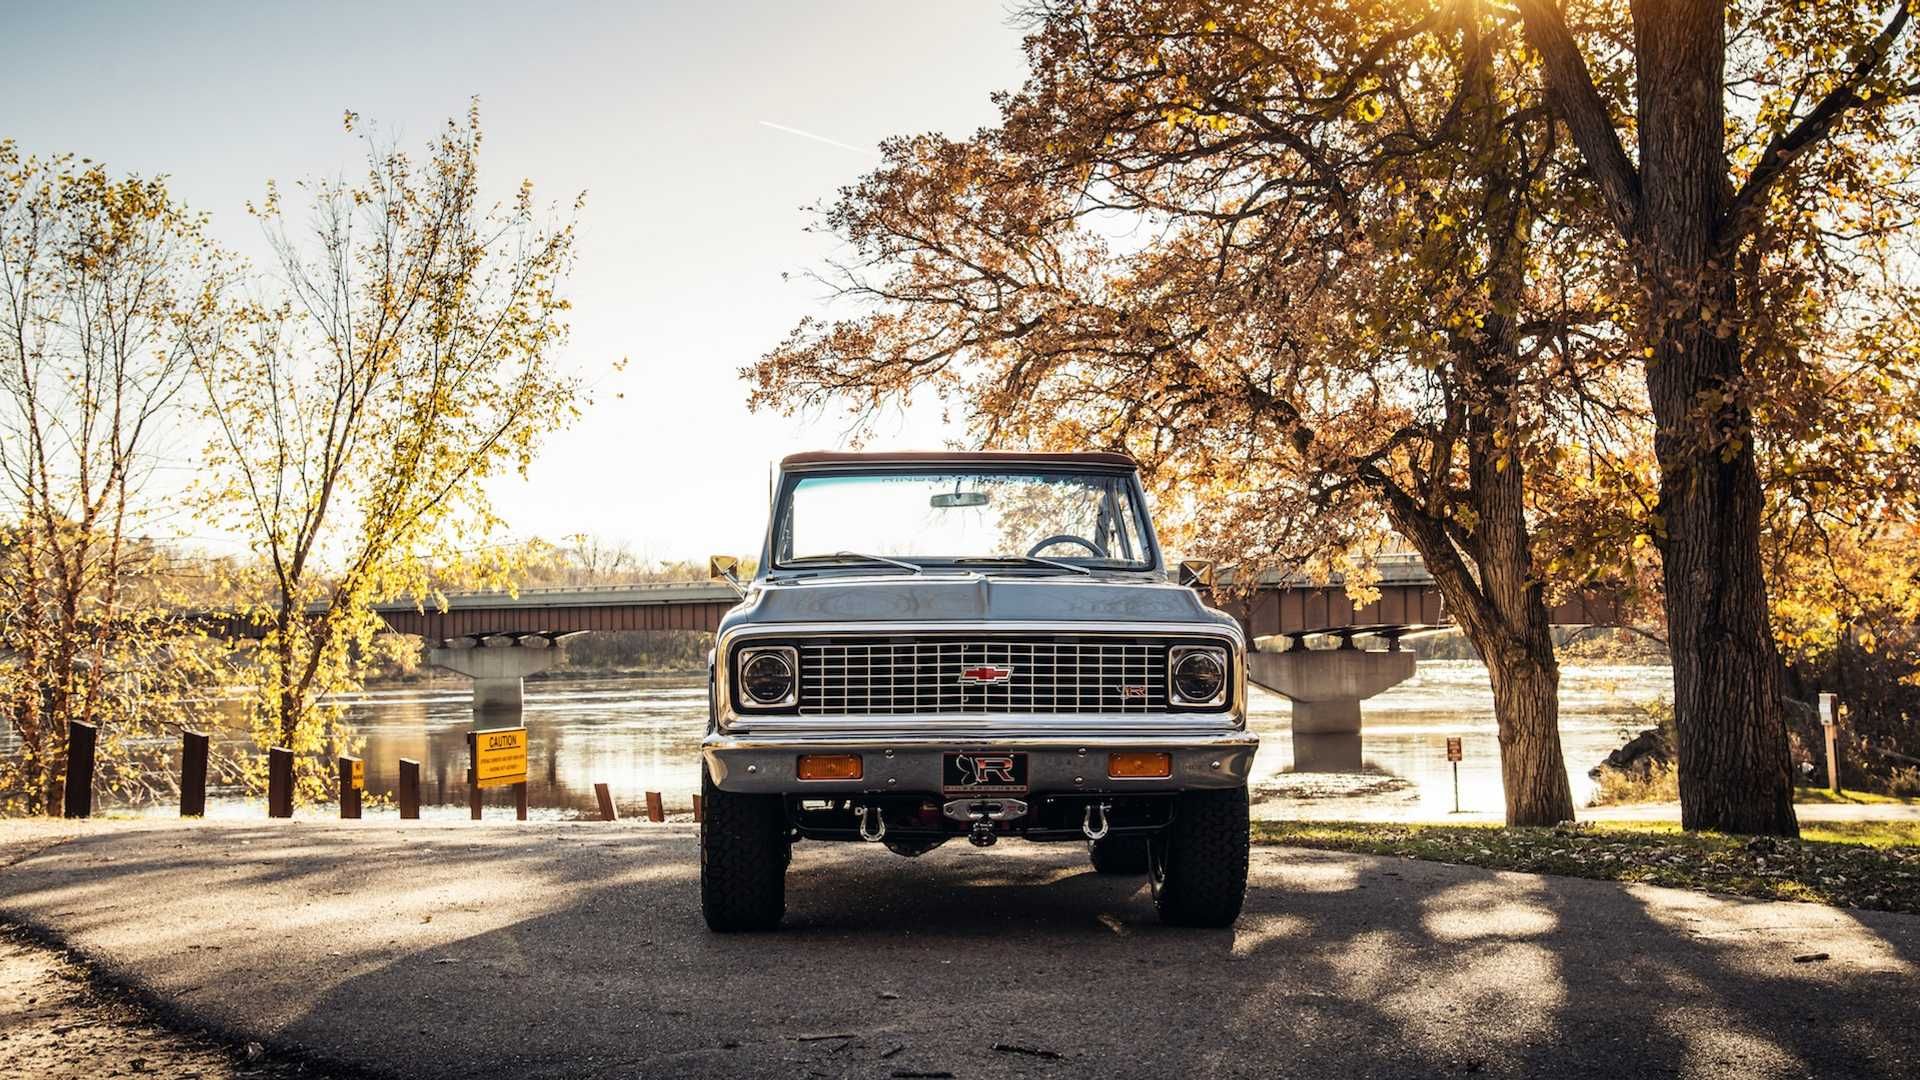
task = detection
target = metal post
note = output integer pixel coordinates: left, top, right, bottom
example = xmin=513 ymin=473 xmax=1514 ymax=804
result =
xmin=467 ymin=732 xmax=482 ymax=821
xmin=267 ymin=747 xmax=294 ymax=818
xmin=1452 ymin=762 xmax=1460 ymax=815
xmin=398 ymin=758 xmax=421 ymax=819
xmin=514 ymin=781 xmax=528 ymax=821
xmin=1820 ymin=692 xmax=1841 ymax=794
xmin=645 ymin=790 xmax=665 ymax=823
xmin=63 ymin=721 xmax=97 ymax=819
xmin=179 ymin=729 xmax=209 ymax=818
xmin=339 ymin=756 xmax=362 ymax=819
xmin=693 ymin=794 xmax=703 ymax=823
xmin=594 ymin=782 xmax=618 ymax=821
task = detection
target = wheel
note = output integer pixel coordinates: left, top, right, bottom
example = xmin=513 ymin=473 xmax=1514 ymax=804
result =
xmin=1088 ymin=834 xmax=1150 ymax=874
xmin=700 ymin=766 xmax=788 ymax=931
xmin=1148 ymin=786 xmax=1249 ymax=927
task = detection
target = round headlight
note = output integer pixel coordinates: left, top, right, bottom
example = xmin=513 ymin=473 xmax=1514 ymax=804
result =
xmin=740 ymin=649 xmax=795 ymax=705
xmin=1172 ymin=648 xmax=1226 ymax=705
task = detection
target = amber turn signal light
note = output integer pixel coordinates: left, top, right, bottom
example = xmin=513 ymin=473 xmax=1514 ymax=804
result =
xmin=796 ymin=754 xmax=862 ymax=781
xmin=1108 ymin=751 xmax=1172 ymax=779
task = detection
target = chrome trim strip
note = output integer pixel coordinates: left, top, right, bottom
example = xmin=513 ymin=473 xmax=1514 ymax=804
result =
xmin=718 ymin=714 xmax=1247 ymax=738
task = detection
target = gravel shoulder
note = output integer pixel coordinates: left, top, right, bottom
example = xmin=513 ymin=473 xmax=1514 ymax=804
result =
xmin=0 ymin=923 xmax=319 ymax=1080
xmin=2 ymin=818 xmax=1917 ymax=1079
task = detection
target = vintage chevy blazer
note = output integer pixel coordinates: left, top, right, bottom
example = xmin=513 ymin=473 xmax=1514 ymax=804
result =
xmin=699 ymin=451 xmax=1254 ymax=930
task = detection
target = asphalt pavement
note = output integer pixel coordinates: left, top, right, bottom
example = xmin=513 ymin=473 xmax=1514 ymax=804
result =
xmin=1 ymin=819 xmax=1915 ymax=1079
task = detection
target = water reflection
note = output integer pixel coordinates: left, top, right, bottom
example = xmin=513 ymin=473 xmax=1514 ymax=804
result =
xmin=104 ymin=660 xmax=1671 ymax=820
xmin=343 ymin=677 xmax=711 ymax=817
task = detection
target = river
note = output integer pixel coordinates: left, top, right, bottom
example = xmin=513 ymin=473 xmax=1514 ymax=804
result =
xmin=133 ymin=660 xmax=1670 ymax=820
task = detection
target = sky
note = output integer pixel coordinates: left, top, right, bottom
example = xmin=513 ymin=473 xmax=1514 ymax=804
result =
xmin=1 ymin=0 xmax=1031 ymax=564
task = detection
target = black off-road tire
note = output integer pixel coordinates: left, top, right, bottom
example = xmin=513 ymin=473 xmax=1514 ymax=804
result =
xmin=1088 ymin=834 xmax=1151 ymax=875
xmin=700 ymin=767 xmax=788 ymax=931
xmin=1149 ymin=786 xmax=1250 ymax=927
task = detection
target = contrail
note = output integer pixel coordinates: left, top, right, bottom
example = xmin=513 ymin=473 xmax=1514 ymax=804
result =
xmin=758 ymin=120 xmax=876 ymax=156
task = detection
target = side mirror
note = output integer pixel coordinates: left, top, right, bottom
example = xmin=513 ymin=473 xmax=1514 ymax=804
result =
xmin=1178 ymin=560 xmax=1215 ymax=589
xmin=709 ymin=555 xmax=745 ymax=597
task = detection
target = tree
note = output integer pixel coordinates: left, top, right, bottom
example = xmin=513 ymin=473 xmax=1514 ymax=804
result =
xmin=0 ymin=143 xmax=234 ymax=813
xmin=193 ymin=105 xmax=584 ymax=803
xmin=752 ymin=1 xmax=1652 ymax=824
xmin=1513 ymin=0 xmax=1920 ymax=834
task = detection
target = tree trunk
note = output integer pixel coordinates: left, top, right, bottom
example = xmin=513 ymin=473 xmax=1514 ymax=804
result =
xmin=1383 ymin=427 xmax=1575 ymax=829
xmin=1488 ymin=654 xmax=1571 ymax=825
xmin=1634 ymin=0 xmax=1797 ymax=836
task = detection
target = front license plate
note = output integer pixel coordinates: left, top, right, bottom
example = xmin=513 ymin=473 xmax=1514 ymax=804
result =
xmin=942 ymin=751 xmax=1029 ymax=795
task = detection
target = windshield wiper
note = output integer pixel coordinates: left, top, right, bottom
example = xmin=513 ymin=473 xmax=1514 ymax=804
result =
xmin=787 ymin=551 xmax=925 ymax=575
xmin=956 ymin=555 xmax=1092 ymax=577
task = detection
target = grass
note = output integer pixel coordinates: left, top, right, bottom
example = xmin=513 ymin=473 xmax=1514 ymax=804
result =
xmin=1253 ymin=819 xmax=1920 ymax=914
xmin=1792 ymin=788 xmax=1920 ymax=807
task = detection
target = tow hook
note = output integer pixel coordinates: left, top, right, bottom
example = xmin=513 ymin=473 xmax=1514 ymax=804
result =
xmin=858 ymin=805 xmax=886 ymax=842
xmin=1082 ymin=801 xmax=1112 ymax=841
xmin=969 ymin=819 xmax=997 ymax=848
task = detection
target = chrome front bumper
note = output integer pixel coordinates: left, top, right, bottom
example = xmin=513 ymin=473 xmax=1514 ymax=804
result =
xmin=702 ymin=726 xmax=1258 ymax=795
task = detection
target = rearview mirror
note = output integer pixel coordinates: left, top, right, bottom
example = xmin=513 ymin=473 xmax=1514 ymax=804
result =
xmin=930 ymin=491 xmax=989 ymax=508
xmin=709 ymin=555 xmax=745 ymax=597
xmin=1178 ymin=560 xmax=1215 ymax=589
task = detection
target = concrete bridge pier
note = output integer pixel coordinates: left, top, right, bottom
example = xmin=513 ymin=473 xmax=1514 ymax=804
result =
xmin=428 ymin=635 xmax=562 ymax=713
xmin=1247 ymin=640 xmax=1417 ymax=772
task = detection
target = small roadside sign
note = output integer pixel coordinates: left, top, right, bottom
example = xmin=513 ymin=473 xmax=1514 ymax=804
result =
xmin=1445 ymin=737 xmax=1463 ymax=814
xmin=1819 ymin=693 xmax=1836 ymax=726
xmin=350 ymin=759 xmax=365 ymax=791
xmin=473 ymin=727 xmax=529 ymax=789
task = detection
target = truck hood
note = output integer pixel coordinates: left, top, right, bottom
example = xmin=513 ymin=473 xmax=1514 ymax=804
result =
xmin=726 ymin=572 xmax=1236 ymax=631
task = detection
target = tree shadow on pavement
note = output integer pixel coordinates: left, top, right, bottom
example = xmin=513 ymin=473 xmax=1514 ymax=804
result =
xmin=4 ymin=826 xmax=1917 ymax=1079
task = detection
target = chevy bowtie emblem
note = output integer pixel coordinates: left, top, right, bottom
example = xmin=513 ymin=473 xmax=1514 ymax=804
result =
xmin=959 ymin=665 xmax=1014 ymax=684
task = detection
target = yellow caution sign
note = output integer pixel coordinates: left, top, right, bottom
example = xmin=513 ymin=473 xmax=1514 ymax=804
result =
xmin=473 ymin=727 xmax=529 ymax=789
xmin=351 ymin=759 xmax=365 ymax=791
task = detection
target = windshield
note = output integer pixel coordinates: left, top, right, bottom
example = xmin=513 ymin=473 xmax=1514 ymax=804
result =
xmin=773 ymin=469 xmax=1154 ymax=571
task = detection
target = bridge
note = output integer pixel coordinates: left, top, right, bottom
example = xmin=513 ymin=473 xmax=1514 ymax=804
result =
xmin=381 ymin=553 xmax=1617 ymax=643
xmin=375 ymin=557 xmax=1620 ymax=771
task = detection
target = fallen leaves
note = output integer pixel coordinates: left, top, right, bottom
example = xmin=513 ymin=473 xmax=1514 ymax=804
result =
xmin=1254 ymin=820 xmax=1920 ymax=914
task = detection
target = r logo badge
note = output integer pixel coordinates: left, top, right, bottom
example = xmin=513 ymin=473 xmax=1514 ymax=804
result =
xmin=959 ymin=754 xmax=1017 ymax=785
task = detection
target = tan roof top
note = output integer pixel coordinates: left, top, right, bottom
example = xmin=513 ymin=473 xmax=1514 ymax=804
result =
xmin=779 ymin=449 xmax=1138 ymax=469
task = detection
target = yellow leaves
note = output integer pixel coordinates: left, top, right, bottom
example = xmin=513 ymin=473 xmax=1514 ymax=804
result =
xmin=1347 ymin=94 xmax=1385 ymax=124
xmin=191 ymin=106 xmax=583 ymax=776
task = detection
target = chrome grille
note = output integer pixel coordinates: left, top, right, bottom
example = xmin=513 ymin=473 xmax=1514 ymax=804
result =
xmin=796 ymin=635 xmax=1169 ymax=715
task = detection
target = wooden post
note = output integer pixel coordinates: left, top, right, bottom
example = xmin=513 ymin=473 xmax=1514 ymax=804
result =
xmin=594 ymin=782 xmax=618 ymax=821
xmin=645 ymin=790 xmax=665 ymax=823
xmin=338 ymin=756 xmax=362 ymax=819
xmin=692 ymin=794 xmax=703 ymax=823
xmin=398 ymin=758 xmax=421 ymax=820
xmin=514 ymin=781 xmax=528 ymax=822
xmin=1820 ymin=692 xmax=1842 ymax=794
xmin=62 ymin=721 xmax=97 ymax=819
xmin=179 ymin=729 xmax=209 ymax=818
xmin=267 ymin=747 xmax=294 ymax=818
xmin=467 ymin=732 xmax=482 ymax=821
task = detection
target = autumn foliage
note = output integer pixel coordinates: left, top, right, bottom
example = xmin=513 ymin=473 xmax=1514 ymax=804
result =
xmin=753 ymin=1 xmax=1920 ymax=831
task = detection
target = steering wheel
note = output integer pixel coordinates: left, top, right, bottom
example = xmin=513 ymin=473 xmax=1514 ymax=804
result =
xmin=1026 ymin=534 xmax=1107 ymax=559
